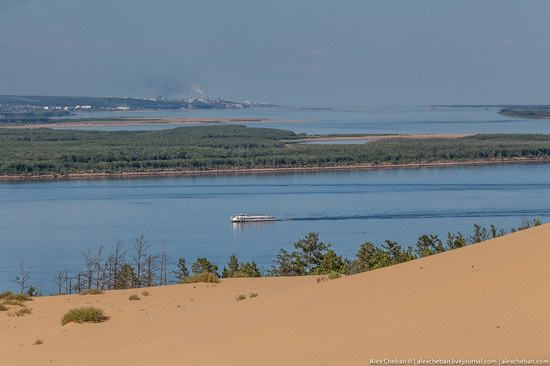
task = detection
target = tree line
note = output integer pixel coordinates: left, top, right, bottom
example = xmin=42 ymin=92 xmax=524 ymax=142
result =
xmin=2 ymin=126 xmax=550 ymax=175
xmin=7 ymin=219 xmax=542 ymax=295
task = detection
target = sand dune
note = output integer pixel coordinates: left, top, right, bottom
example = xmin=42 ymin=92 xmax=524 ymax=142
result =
xmin=2 ymin=224 xmax=550 ymax=365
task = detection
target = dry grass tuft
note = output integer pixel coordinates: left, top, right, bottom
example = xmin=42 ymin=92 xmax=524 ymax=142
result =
xmin=0 ymin=292 xmax=31 ymax=302
xmin=14 ymin=307 xmax=32 ymax=317
xmin=249 ymin=292 xmax=258 ymax=298
xmin=128 ymin=294 xmax=141 ymax=301
xmin=79 ymin=289 xmax=104 ymax=296
xmin=141 ymin=290 xmax=150 ymax=297
xmin=33 ymin=339 xmax=44 ymax=346
xmin=185 ymin=272 xmax=219 ymax=283
xmin=2 ymin=299 xmax=26 ymax=307
xmin=235 ymin=294 xmax=247 ymax=301
xmin=61 ymin=307 xmax=108 ymax=325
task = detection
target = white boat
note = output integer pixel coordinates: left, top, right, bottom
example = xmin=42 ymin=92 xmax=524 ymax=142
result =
xmin=230 ymin=214 xmax=276 ymax=223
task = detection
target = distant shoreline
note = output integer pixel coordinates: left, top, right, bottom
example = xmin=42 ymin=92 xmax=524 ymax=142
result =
xmin=290 ymin=133 xmax=473 ymax=143
xmin=5 ymin=117 xmax=271 ymax=129
xmin=1 ymin=158 xmax=548 ymax=182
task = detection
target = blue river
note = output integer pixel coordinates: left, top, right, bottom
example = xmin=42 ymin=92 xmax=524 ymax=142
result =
xmin=1 ymin=163 xmax=550 ymax=293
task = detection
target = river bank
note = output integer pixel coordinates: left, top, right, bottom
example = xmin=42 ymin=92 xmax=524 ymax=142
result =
xmin=2 ymin=117 xmax=269 ymax=129
xmin=1 ymin=157 xmax=549 ymax=181
xmin=289 ymin=133 xmax=473 ymax=143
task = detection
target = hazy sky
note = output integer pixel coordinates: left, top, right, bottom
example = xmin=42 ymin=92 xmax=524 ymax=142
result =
xmin=1 ymin=0 xmax=549 ymax=106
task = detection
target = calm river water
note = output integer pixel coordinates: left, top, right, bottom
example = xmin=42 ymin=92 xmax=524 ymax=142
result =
xmin=63 ymin=106 xmax=550 ymax=134
xmin=2 ymin=164 xmax=550 ymax=292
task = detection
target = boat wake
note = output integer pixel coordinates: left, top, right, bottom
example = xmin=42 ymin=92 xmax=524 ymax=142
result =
xmin=281 ymin=209 xmax=550 ymax=222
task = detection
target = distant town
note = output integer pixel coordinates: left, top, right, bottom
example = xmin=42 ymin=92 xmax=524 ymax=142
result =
xmin=0 ymin=95 xmax=271 ymax=123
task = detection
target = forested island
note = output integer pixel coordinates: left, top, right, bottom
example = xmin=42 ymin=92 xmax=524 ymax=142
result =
xmin=499 ymin=105 xmax=550 ymax=119
xmin=1 ymin=125 xmax=550 ymax=177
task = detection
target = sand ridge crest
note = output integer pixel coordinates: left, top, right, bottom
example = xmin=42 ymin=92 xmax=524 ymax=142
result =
xmin=1 ymin=224 xmax=550 ymax=365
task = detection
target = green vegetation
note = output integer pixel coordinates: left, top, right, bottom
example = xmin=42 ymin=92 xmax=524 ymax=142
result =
xmin=271 ymin=219 xmax=542 ymax=277
xmin=185 ymin=272 xmax=219 ymax=284
xmin=14 ymin=307 xmax=32 ymax=317
xmin=0 ymin=109 xmax=71 ymax=123
xmin=222 ymin=255 xmax=261 ymax=278
xmin=271 ymin=232 xmax=349 ymax=276
xmin=2 ymin=219 xmax=542 ymax=296
xmin=128 ymin=294 xmax=140 ymax=301
xmin=1 ymin=126 xmax=550 ymax=176
xmin=2 ymin=299 xmax=25 ymax=307
xmin=174 ymin=257 xmax=189 ymax=283
xmin=61 ymin=307 xmax=108 ymax=325
xmin=191 ymin=257 xmax=219 ymax=276
xmin=0 ymin=292 xmax=31 ymax=302
xmin=317 ymin=271 xmax=341 ymax=282
xmin=499 ymin=106 xmax=550 ymax=119
xmin=79 ymin=289 xmax=104 ymax=295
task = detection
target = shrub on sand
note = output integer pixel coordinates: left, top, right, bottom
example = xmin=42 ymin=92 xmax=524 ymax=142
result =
xmin=15 ymin=307 xmax=32 ymax=317
xmin=0 ymin=292 xmax=31 ymax=302
xmin=249 ymin=292 xmax=258 ymax=298
xmin=61 ymin=307 xmax=108 ymax=325
xmin=128 ymin=294 xmax=140 ymax=301
xmin=79 ymin=289 xmax=104 ymax=296
xmin=185 ymin=272 xmax=219 ymax=284
xmin=0 ymin=303 xmax=8 ymax=311
xmin=33 ymin=339 xmax=44 ymax=346
xmin=235 ymin=294 xmax=247 ymax=301
xmin=141 ymin=290 xmax=150 ymax=297
xmin=317 ymin=271 xmax=342 ymax=283
xmin=2 ymin=299 xmax=25 ymax=307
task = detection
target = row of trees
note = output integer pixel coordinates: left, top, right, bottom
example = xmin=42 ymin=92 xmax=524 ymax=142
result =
xmin=9 ymin=219 xmax=542 ymax=295
xmin=271 ymin=219 xmax=541 ymax=276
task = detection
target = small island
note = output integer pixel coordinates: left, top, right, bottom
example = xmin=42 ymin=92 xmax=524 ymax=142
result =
xmin=1 ymin=125 xmax=550 ymax=179
xmin=499 ymin=105 xmax=550 ymax=119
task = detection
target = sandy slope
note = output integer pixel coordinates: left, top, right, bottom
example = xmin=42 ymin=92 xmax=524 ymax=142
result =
xmin=2 ymin=225 xmax=550 ymax=365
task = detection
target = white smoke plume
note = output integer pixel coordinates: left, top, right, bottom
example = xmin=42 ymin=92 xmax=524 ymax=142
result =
xmin=191 ymin=83 xmax=206 ymax=98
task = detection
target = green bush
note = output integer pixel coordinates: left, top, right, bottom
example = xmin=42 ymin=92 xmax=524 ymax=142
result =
xmin=128 ymin=294 xmax=140 ymax=301
xmin=191 ymin=257 xmax=219 ymax=276
xmin=79 ymin=289 xmax=104 ymax=295
xmin=61 ymin=307 xmax=108 ymax=325
xmin=185 ymin=272 xmax=219 ymax=283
